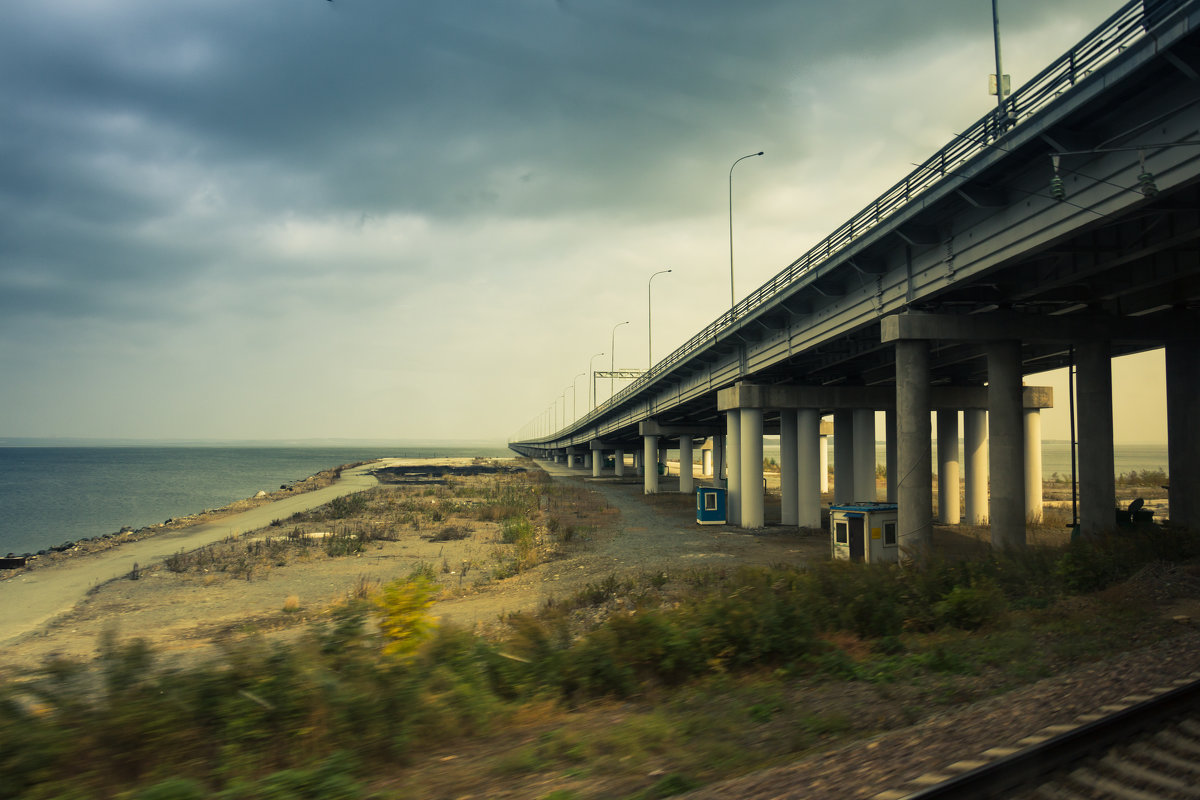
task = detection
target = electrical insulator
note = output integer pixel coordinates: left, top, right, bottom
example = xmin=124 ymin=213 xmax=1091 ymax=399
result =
xmin=1138 ymin=171 xmax=1159 ymax=198
xmin=1050 ymin=175 xmax=1065 ymax=201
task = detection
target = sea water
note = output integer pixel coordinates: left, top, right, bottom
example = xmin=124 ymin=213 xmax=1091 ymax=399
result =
xmin=0 ymin=444 xmax=511 ymax=557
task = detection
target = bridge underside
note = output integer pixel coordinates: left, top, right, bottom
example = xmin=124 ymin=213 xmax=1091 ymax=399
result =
xmin=514 ymin=0 xmax=1200 ymax=550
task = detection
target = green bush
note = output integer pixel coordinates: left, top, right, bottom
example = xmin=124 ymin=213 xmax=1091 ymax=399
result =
xmin=932 ymin=581 xmax=1007 ymax=631
xmin=325 ymin=493 xmax=367 ymax=519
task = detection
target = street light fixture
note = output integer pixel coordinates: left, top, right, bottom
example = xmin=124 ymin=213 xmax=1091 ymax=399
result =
xmin=647 ymin=269 xmax=671 ymax=370
xmin=610 ymin=320 xmax=629 ymax=401
xmin=589 ymin=351 xmax=605 ymax=410
xmin=729 ymin=151 xmax=763 ymax=315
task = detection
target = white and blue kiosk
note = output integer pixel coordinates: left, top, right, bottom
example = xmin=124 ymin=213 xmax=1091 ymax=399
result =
xmin=830 ymin=502 xmax=899 ymax=563
xmin=696 ymin=487 xmax=727 ymax=525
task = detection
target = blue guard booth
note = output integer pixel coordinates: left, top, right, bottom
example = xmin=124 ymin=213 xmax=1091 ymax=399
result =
xmin=830 ymin=503 xmax=899 ymax=563
xmin=696 ymin=487 xmax=727 ymax=525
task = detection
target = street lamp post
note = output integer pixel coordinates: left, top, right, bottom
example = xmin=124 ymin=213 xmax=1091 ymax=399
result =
xmin=610 ymin=320 xmax=629 ymax=401
xmin=729 ymin=151 xmax=763 ymax=315
xmin=992 ymin=0 xmax=1006 ymax=115
xmin=647 ymin=269 xmax=671 ymax=370
xmin=571 ymin=372 xmax=585 ymax=421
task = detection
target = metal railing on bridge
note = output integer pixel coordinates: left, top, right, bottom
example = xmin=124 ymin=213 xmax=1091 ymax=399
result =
xmin=527 ymin=0 xmax=1176 ymax=445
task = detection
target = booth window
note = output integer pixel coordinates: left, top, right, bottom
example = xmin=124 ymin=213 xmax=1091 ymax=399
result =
xmin=883 ymin=521 xmax=897 ymax=547
xmin=835 ymin=521 xmax=848 ymax=545
xmin=704 ymin=492 xmax=718 ymax=511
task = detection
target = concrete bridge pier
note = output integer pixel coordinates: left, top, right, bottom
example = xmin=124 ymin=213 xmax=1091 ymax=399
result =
xmin=1024 ymin=409 xmax=1043 ymax=523
xmin=896 ymin=339 xmax=933 ymax=562
xmin=798 ymin=408 xmax=822 ymax=528
xmin=853 ymin=407 xmax=876 ymax=501
xmin=592 ymin=450 xmax=603 ymax=478
xmin=727 ymin=410 xmax=742 ymax=526
xmin=820 ymin=428 xmax=830 ymax=493
xmin=833 ymin=409 xmax=854 ymax=504
xmin=678 ymin=436 xmax=694 ymax=494
xmin=712 ymin=434 xmax=725 ymax=489
xmin=701 ymin=442 xmax=713 ymax=477
xmin=937 ymin=410 xmax=960 ymax=524
xmin=642 ymin=435 xmax=659 ymax=494
xmin=779 ymin=410 xmax=799 ymax=526
xmin=885 ymin=409 xmax=897 ymax=502
xmin=614 ymin=448 xmax=625 ymax=477
xmin=1076 ymin=341 xmax=1115 ymax=538
xmin=988 ymin=341 xmax=1027 ymax=550
xmin=964 ymin=408 xmax=989 ymax=524
xmin=634 ymin=448 xmax=643 ymax=478
xmin=1167 ymin=340 xmax=1200 ymax=531
xmin=740 ymin=408 xmax=765 ymax=529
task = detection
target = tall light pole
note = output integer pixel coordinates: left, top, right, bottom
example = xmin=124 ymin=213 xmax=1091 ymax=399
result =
xmin=647 ymin=269 xmax=671 ymax=370
xmin=610 ymin=320 xmax=629 ymax=401
xmin=589 ymin=352 xmax=605 ymax=409
xmin=571 ymin=371 xmax=585 ymax=421
xmin=991 ymin=0 xmax=1006 ymax=115
xmin=729 ymin=151 xmax=763 ymax=315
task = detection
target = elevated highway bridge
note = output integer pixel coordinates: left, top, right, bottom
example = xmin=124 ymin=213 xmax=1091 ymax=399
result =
xmin=512 ymin=0 xmax=1200 ymax=558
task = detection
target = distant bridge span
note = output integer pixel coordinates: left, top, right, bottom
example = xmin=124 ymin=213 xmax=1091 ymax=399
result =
xmin=512 ymin=0 xmax=1200 ymax=556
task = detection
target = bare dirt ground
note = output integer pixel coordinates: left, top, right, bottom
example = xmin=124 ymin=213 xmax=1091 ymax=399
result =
xmin=0 ymin=458 xmax=824 ymax=675
xmin=0 ymin=458 xmax=1172 ymax=675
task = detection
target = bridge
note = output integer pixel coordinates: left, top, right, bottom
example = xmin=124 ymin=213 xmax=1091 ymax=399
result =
xmin=511 ymin=0 xmax=1200 ymax=559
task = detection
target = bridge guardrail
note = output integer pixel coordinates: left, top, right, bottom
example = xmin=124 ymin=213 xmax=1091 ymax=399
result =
xmin=526 ymin=0 xmax=1173 ymax=446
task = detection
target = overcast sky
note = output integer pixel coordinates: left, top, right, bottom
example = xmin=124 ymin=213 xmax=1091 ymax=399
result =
xmin=0 ymin=0 xmax=1166 ymax=445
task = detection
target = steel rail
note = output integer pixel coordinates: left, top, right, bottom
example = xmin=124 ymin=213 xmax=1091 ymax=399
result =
xmin=903 ymin=676 xmax=1200 ymax=799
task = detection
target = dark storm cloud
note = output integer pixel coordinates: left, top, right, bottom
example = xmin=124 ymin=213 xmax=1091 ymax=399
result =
xmin=0 ymin=0 xmax=1129 ymax=439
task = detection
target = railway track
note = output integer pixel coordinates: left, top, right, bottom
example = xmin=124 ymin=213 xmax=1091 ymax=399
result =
xmin=872 ymin=672 xmax=1200 ymax=800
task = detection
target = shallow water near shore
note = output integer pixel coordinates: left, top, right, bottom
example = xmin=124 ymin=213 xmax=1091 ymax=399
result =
xmin=0 ymin=445 xmax=511 ymax=556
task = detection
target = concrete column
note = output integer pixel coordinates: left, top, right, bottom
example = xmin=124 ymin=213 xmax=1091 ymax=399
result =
xmin=713 ymin=435 xmax=726 ymax=489
xmin=1166 ymin=340 xmax=1200 ymax=531
xmin=702 ymin=446 xmax=713 ymax=477
xmin=779 ymin=410 xmax=799 ymax=525
xmin=678 ymin=437 xmax=694 ymax=494
xmin=885 ymin=408 xmax=898 ymax=503
xmin=798 ymin=408 xmax=822 ymax=528
xmin=1024 ymin=409 xmax=1043 ymax=524
xmin=592 ymin=451 xmax=602 ymax=478
xmin=964 ymin=408 xmax=988 ymax=524
xmin=615 ymin=448 xmax=625 ymax=477
xmin=740 ymin=408 xmax=765 ymax=528
xmin=833 ymin=409 xmax=854 ymax=504
xmin=635 ymin=449 xmax=643 ymax=477
xmin=896 ymin=340 xmax=933 ymax=561
xmin=584 ymin=453 xmax=592 ymax=470
xmin=642 ymin=435 xmax=659 ymax=494
xmin=820 ymin=432 xmax=830 ymax=493
xmin=1076 ymin=341 xmax=1115 ymax=538
xmin=988 ymin=341 xmax=1026 ymax=550
xmin=727 ymin=410 xmax=742 ymax=525
xmin=937 ymin=410 xmax=960 ymax=524
xmin=853 ymin=407 xmax=876 ymax=502
xmin=565 ymin=453 xmax=574 ymax=469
